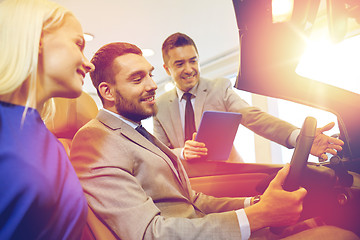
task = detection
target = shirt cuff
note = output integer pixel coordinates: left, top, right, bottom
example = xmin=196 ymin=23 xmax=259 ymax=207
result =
xmin=235 ymin=209 xmax=251 ymax=240
xmin=180 ymin=148 xmax=185 ymax=160
xmin=244 ymin=197 xmax=252 ymax=208
xmin=288 ymin=129 xmax=301 ymax=148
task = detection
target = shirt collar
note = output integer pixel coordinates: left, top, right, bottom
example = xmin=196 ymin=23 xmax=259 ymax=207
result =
xmin=175 ymin=82 xmax=199 ymax=101
xmin=102 ymin=108 xmax=139 ymax=129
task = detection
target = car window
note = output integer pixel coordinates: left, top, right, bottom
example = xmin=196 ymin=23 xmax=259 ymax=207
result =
xmin=276 ymin=98 xmax=339 ymax=163
xmin=230 ymin=76 xmax=340 ymax=164
xmin=296 ymin=34 xmax=360 ymax=95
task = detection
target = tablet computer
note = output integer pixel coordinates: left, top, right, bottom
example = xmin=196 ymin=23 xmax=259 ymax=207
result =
xmin=195 ymin=111 xmax=242 ymax=161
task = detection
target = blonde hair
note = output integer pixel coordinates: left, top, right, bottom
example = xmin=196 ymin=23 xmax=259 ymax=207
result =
xmin=0 ymin=0 xmax=72 ymax=120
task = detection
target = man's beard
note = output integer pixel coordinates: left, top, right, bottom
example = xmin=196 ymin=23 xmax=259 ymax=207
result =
xmin=114 ymin=89 xmax=158 ymax=122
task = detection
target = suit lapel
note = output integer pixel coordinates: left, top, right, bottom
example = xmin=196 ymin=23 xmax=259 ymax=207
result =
xmin=194 ymin=78 xmax=208 ymax=129
xmin=97 ymin=109 xmax=188 ymax=192
xmin=153 ymin=137 xmax=191 ymax=196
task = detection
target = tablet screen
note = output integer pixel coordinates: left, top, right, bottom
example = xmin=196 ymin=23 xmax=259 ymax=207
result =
xmin=195 ymin=111 xmax=242 ymax=160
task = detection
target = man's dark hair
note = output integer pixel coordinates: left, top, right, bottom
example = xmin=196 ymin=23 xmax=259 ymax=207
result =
xmin=90 ymin=42 xmax=142 ymax=104
xmin=162 ymin=32 xmax=198 ymax=65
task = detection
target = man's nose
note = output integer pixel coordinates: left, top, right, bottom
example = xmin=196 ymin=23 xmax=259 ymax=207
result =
xmin=145 ymin=76 xmax=157 ymax=91
xmin=183 ymin=62 xmax=193 ymax=74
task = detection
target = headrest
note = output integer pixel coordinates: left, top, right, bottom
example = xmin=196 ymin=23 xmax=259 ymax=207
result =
xmin=46 ymin=91 xmax=99 ymax=139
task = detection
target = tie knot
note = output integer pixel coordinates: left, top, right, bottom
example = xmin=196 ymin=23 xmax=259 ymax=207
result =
xmin=183 ymin=92 xmax=192 ymax=101
xmin=136 ymin=125 xmax=155 ymax=144
xmin=136 ymin=125 xmax=147 ymax=135
xmin=136 ymin=125 xmax=146 ymax=133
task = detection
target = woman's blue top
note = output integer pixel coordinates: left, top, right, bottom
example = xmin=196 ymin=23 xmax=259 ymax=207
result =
xmin=0 ymin=101 xmax=87 ymax=240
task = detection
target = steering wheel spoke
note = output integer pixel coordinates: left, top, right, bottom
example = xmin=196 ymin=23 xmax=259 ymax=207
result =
xmin=283 ymin=117 xmax=317 ymax=191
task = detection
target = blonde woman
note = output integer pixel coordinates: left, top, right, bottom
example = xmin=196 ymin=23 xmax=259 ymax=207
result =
xmin=0 ymin=0 xmax=94 ymax=239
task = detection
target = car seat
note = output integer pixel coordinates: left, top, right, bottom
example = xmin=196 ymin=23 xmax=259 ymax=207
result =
xmin=45 ymin=92 xmax=117 ymax=240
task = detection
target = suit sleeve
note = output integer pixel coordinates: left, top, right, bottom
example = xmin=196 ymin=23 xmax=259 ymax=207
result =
xmin=191 ymin=190 xmax=246 ymax=214
xmin=70 ymin=123 xmax=243 ymax=240
xmin=215 ymin=78 xmax=298 ymax=148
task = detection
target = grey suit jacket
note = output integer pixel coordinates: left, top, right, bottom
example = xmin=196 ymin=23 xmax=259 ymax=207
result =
xmin=70 ymin=109 xmax=246 ymax=239
xmin=153 ymin=77 xmax=298 ymax=159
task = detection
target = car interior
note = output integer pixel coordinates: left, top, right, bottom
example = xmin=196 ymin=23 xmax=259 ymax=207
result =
xmin=47 ymin=0 xmax=360 ymax=238
xmin=45 ymin=93 xmax=117 ymax=239
xmin=232 ymin=0 xmax=360 ymax=236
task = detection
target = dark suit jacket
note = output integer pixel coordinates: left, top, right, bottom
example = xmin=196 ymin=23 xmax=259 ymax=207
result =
xmin=70 ymin=109 xmax=246 ymax=239
xmin=153 ymin=77 xmax=298 ymax=159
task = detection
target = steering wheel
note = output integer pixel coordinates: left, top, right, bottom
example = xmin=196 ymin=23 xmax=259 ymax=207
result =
xmin=283 ymin=117 xmax=317 ymax=191
xmin=255 ymin=117 xmax=317 ymax=194
xmin=269 ymin=117 xmax=317 ymax=235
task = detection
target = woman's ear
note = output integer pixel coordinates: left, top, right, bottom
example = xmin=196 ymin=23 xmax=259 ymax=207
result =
xmin=98 ymin=82 xmax=115 ymax=103
xmin=39 ymin=33 xmax=44 ymax=55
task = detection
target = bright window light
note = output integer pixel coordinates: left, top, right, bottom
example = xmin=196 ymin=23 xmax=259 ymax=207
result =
xmin=272 ymin=0 xmax=294 ymax=23
xmin=142 ymin=48 xmax=155 ymax=57
xmin=164 ymin=82 xmax=175 ymax=92
xmin=296 ymin=35 xmax=360 ymax=94
xmin=83 ymin=33 xmax=94 ymax=42
xmin=228 ymin=75 xmax=256 ymax=163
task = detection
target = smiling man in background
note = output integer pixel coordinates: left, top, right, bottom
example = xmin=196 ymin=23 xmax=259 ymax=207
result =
xmin=153 ymin=32 xmax=343 ymax=163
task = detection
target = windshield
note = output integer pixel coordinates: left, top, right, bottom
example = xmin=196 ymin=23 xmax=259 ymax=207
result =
xmin=296 ymin=33 xmax=360 ymax=95
xmin=292 ymin=0 xmax=360 ymax=95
